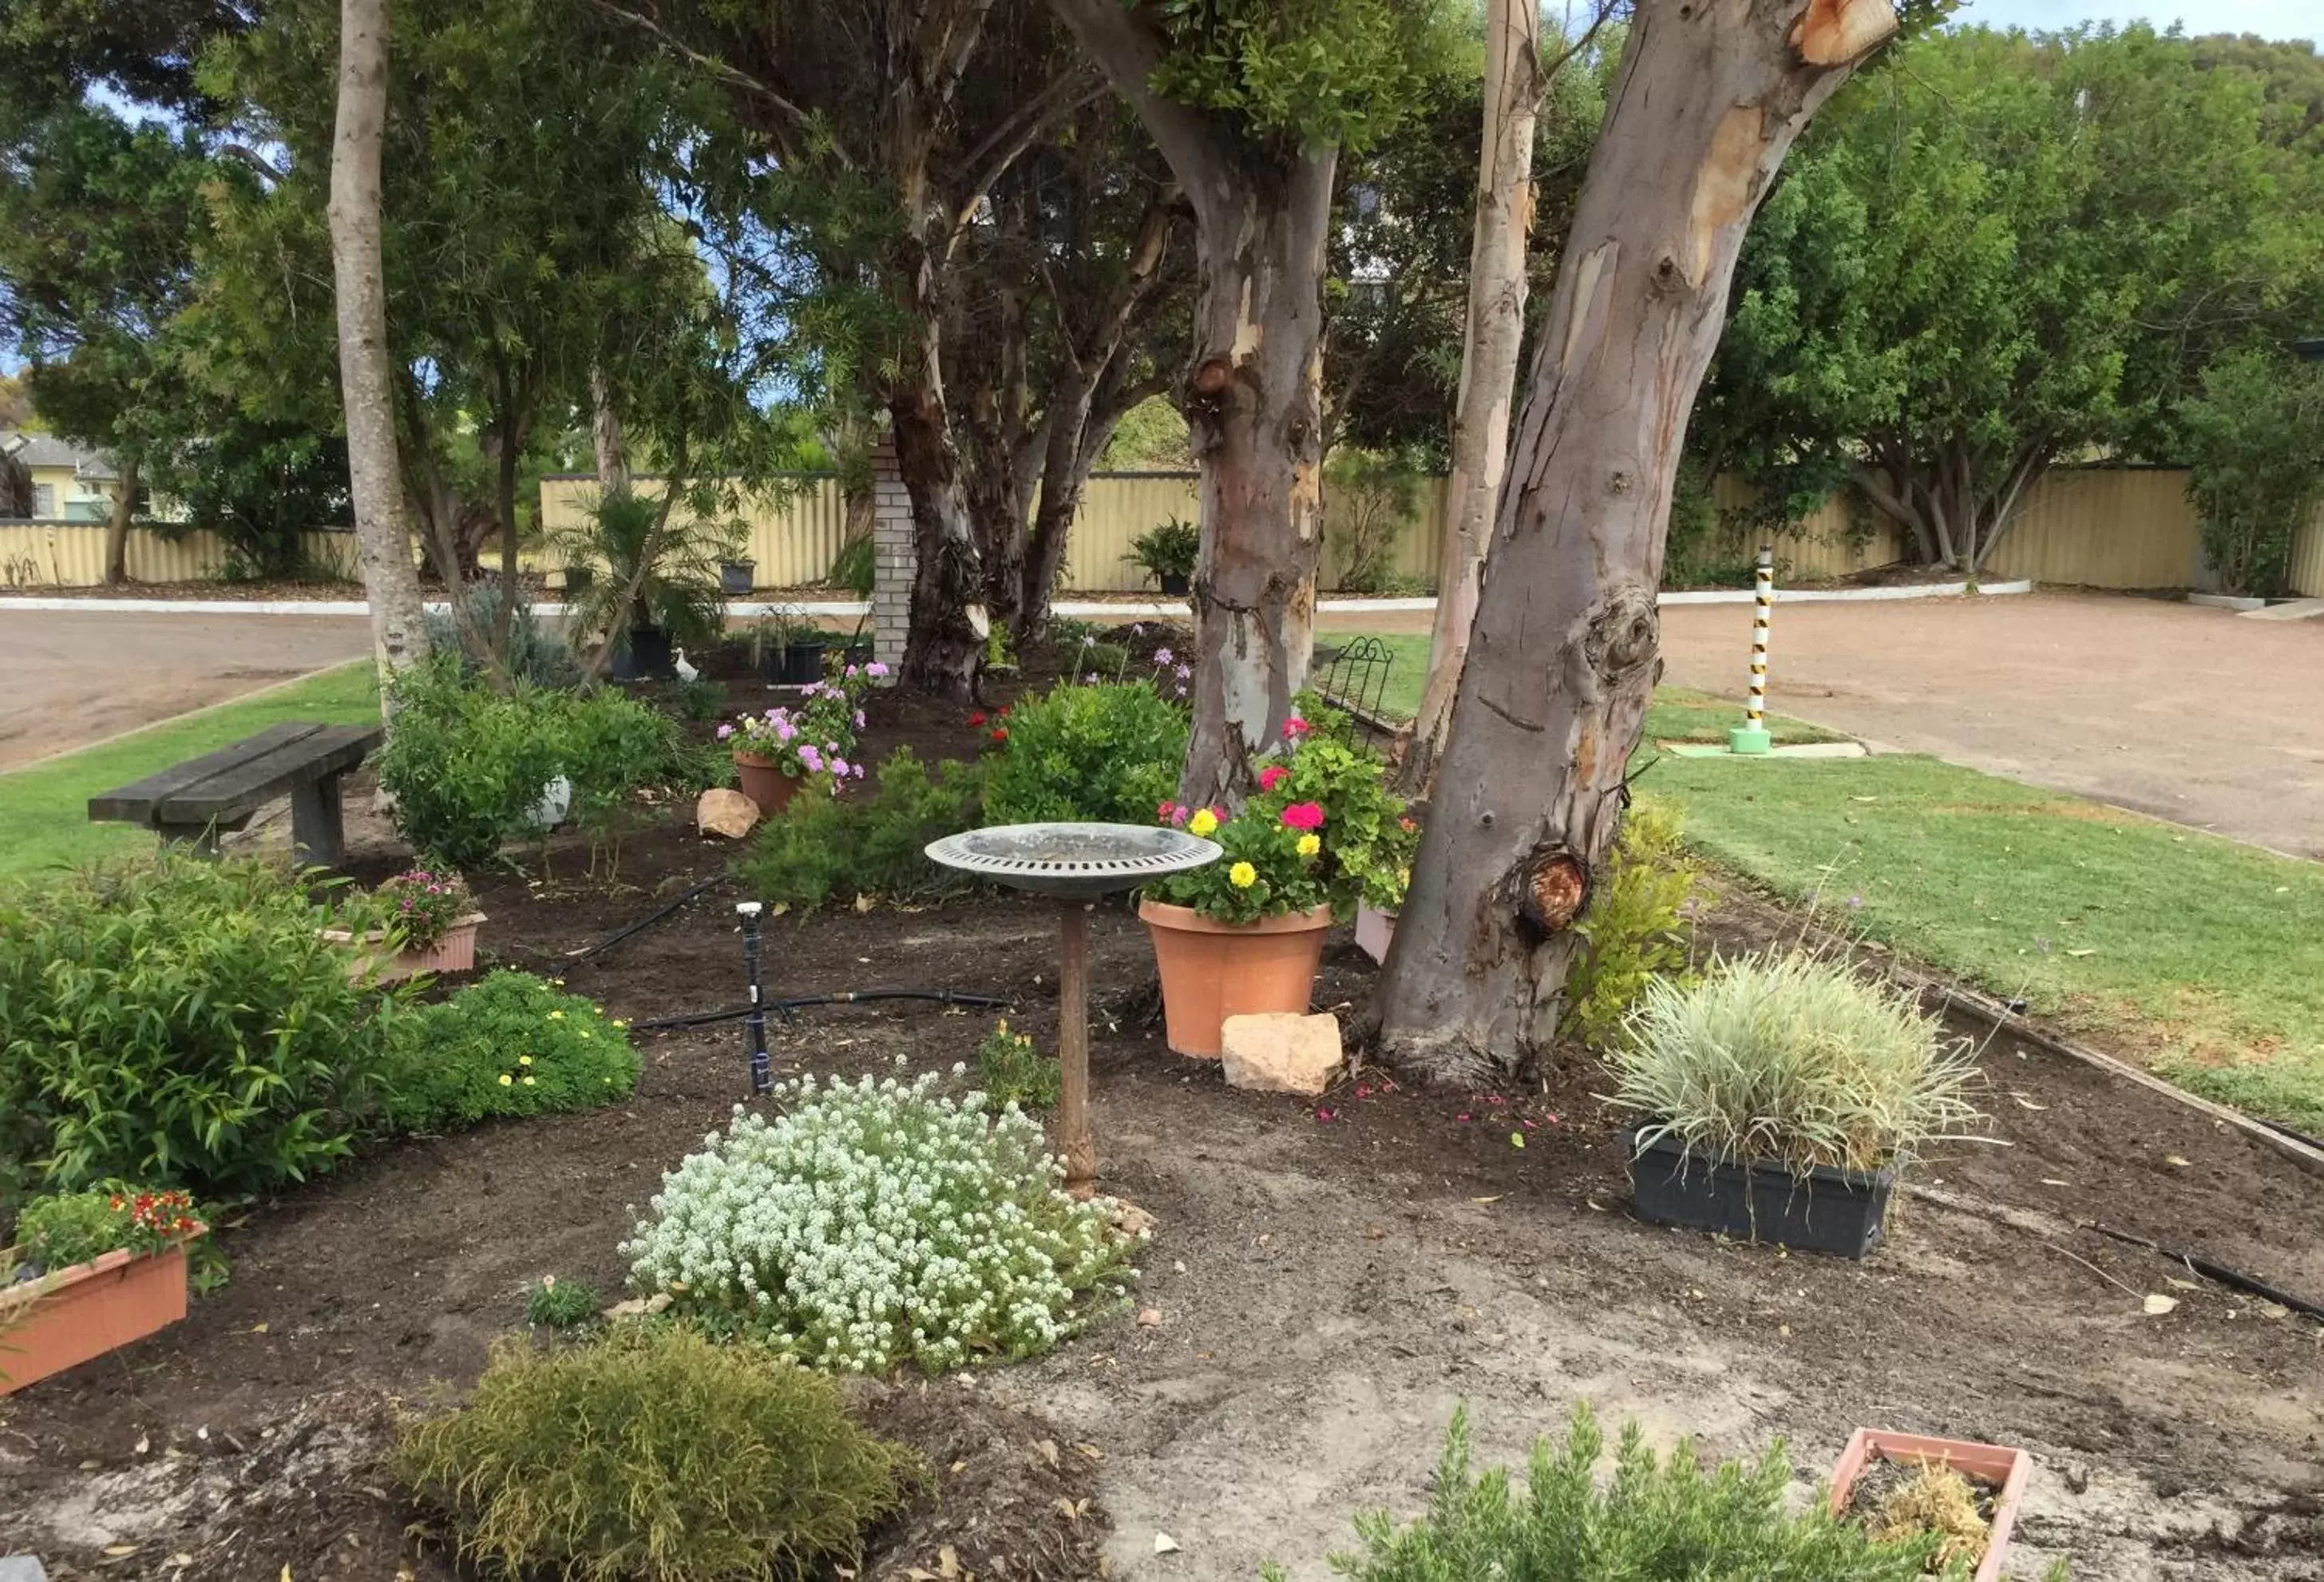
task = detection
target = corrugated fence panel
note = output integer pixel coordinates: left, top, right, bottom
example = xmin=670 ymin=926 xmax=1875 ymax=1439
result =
xmin=537 ymin=475 xmax=849 ymax=587
xmin=1064 ymin=474 xmax=1199 ymax=592
xmin=1982 ymin=468 xmax=2199 ymax=589
xmin=2286 ymin=502 xmax=2324 ymax=598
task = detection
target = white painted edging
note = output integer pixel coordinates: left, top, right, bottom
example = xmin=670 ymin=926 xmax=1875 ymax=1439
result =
xmin=0 ymin=581 xmax=2031 ymax=619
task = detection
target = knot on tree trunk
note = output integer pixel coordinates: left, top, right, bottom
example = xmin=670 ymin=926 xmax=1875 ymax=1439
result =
xmin=1582 ymin=586 xmax=1661 ymax=685
xmin=1511 ymin=844 xmax=1590 ymax=938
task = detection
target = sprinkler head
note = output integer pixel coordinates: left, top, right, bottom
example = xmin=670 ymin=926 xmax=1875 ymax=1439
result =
xmin=735 ymin=901 xmax=763 ymax=919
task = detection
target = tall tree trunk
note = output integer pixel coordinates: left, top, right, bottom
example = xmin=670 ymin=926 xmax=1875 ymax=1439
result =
xmin=590 ymin=365 xmax=628 ymax=493
xmin=1047 ymin=0 xmax=1332 ymax=806
xmin=327 ymin=0 xmax=431 ymax=692
xmin=1374 ymin=0 xmax=1897 ymax=1084
xmin=102 ymin=454 xmax=138 ymax=585
xmin=494 ymin=409 xmax=521 ymax=659
xmin=1400 ymin=0 xmax=1542 ymax=794
xmin=1174 ymin=156 xmax=1334 ymax=804
xmin=891 ymin=355 xmax=984 ymax=700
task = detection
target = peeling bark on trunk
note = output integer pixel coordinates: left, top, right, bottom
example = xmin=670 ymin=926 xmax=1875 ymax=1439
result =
xmin=1401 ymin=0 xmax=1541 ymax=794
xmin=1047 ymin=0 xmax=1331 ymax=806
xmin=892 ymin=362 xmax=984 ymax=701
xmin=1375 ymin=0 xmax=1896 ymax=1084
xmin=590 ymin=365 xmax=629 ymax=494
xmin=103 ymin=454 xmax=138 ymax=585
xmin=327 ymin=0 xmax=431 ymax=693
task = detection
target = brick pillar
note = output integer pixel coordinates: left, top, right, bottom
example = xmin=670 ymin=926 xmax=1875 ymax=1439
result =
xmin=870 ymin=439 xmax=913 ymax=677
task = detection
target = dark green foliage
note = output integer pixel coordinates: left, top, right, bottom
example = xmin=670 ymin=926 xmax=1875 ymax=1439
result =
xmin=825 ymin=535 xmax=876 ymax=597
xmin=393 ymin=1326 xmax=917 ymax=1582
xmin=2180 ymin=346 xmax=2324 ymax=597
xmin=0 ymin=857 xmax=402 ymax=1200
xmin=1564 ymin=795 xmax=1700 ymax=1049
xmin=1124 ymin=516 xmax=1199 ymax=585
xmin=675 ymin=677 xmax=727 ymax=722
xmin=378 ymin=972 xmax=639 ymax=1135
xmin=1265 ymin=1404 xmax=1953 ymax=1582
xmin=147 ymin=424 xmax=354 ymax=581
xmin=525 ymin=1276 xmax=603 ymax=1330
xmin=980 ymin=681 xmax=1188 ymax=827
xmin=738 ymin=749 xmax=981 ymax=915
xmin=975 ymin=1020 xmax=1058 ymax=1112
xmin=555 ymin=487 xmax=735 ymax=656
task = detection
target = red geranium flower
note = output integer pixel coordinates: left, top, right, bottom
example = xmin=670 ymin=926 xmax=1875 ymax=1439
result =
xmin=967 ymin=711 xmax=988 ymax=727
xmin=990 ymin=727 xmax=1010 ymax=743
xmin=1280 ymin=801 xmax=1324 ymax=831
xmin=1257 ymin=764 xmax=1288 ymax=792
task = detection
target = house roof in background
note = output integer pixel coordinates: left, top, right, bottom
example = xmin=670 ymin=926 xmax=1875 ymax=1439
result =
xmin=1 ymin=430 xmax=116 ymax=478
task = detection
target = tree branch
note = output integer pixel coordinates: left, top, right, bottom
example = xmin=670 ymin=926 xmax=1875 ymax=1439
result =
xmin=589 ymin=0 xmax=819 ymax=163
xmin=1043 ymin=0 xmax=1238 ymax=219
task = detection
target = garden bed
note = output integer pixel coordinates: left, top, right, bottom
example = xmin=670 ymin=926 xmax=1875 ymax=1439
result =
xmin=2 ymin=682 xmax=2319 ymax=1581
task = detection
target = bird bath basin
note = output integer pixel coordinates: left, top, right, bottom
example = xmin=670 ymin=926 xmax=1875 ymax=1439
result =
xmin=927 ymin=823 xmax=1218 ymax=1193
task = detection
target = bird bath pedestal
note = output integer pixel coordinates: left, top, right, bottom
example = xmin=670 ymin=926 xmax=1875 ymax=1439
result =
xmin=926 ymin=823 xmax=1218 ymax=1195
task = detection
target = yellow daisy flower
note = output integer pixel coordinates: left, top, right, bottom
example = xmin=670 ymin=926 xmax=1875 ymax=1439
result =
xmin=498 ymin=1073 xmax=513 ymax=1086
xmin=519 ymin=1054 xmax=533 ymax=1065
xmin=1187 ymin=807 xmax=1218 ymax=837
xmin=612 ymin=1019 xmax=628 ymax=1030
xmin=1229 ymin=861 xmax=1257 ymax=888
xmin=548 ymin=1010 xmax=565 ymax=1021
xmin=1296 ymin=833 xmax=1321 ymax=858
xmin=522 ymin=1075 xmax=536 ymax=1086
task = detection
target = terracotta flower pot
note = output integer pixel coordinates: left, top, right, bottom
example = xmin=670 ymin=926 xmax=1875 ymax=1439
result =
xmin=1138 ymin=898 xmax=1332 ymax=1057
xmin=733 ymin=751 xmax=800 ymax=816
xmin=1355 ymin=902 xmax=1397 ymax=965
xmin=1 ymin=1229 xmax=202 ymax=1396
xmin=320 ymin=913 xmax=485 ymax=982
xmin=1830 ymin=1428 xmax=2030 ymax=1582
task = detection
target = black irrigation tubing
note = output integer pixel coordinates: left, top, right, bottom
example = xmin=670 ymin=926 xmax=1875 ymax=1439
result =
xmin=2086 ymin=1221 xmax=2324 ymax=1325
xmin=562 ymin=872 xmax=731 ymax=962
xmin=629 ymin=987 xmax=1014 ymax=1034
xmin=2256 ymin=1115 xmax=2324 ymax=1154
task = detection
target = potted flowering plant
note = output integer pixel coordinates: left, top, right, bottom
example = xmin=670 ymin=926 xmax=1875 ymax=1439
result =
xmin=719 ymin=666 xmax=882 ymax=815
xmin=324 ymin=870 xmax=485 ymax=981
xmin=1139 ymin=709 xmax=1409 ymax=1056
xmin=2 ymin=1187 xmax=208 ymax=1395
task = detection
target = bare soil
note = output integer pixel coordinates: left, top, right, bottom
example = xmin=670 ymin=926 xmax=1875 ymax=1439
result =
xmin=2 ymin=673 xmax=2320 ymax=1581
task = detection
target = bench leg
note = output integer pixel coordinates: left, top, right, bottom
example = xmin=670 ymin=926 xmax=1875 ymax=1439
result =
xmin=291 ymin=773 xmax=346 ymax=869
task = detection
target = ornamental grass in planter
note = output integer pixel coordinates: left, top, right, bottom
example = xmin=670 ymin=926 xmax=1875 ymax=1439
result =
xmin=1606 ymin=950 xmax=1985 ymax=1256
xmin=1141 ymin=708 xmax=1411 ymax=1056
xmin=2 ymin=1188 xmax=209 ymax=1395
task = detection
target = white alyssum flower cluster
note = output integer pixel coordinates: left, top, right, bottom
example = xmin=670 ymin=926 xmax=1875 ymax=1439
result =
xmin=620 ymin=1069 xmax=1134 ymax=1374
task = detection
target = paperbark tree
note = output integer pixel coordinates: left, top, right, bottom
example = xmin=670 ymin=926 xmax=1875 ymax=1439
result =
xmin=1374 ymin=0 xmax=1897 ymax=1084
xmin=1047 ymin=0 xmax=1457 ymax=805
xmin=1400 ymin=0 xmax=1543 ymax=793
xmin=326 ymin=0 xmax=431 ymax=685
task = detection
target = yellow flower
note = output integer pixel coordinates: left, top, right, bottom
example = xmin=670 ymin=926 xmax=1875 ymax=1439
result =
xmin=1229 ymin=861 xmax=1257 ymax=888
xmin=520 ymin=1054 xmax=533 ymax=1065
xmin=548 ymin=1010 xmax=565 ymax=1021
xmin=499 ymin=1073 xmax=514 ymax=1086
xmin=1296 ymin=834 xmax=1321 ymax=858
xmin=1187 ymin=807 xmax=1218 ymax=837
xmin=612 ymin=1019 xmax=628 ymax=1030
xmin=579 ymin=1030 xmax=592 ymax=1040
xmin=522 ymin=1075 xmax=536 ymax=1086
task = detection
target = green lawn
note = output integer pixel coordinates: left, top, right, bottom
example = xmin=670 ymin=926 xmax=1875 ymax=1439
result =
xmin=1318 ymin=631 xmax=1838 ymax=743
xmin=1652 ymin=752 xmax=2324 ymax=1133
xmin=0 ymin=662 xmax=381 ymax=882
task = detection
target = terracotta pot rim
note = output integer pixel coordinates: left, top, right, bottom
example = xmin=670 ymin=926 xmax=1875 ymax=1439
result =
xmin=0 ymin=1225 xmax=207 ymax=1314
xmin=318 ymin=912 xmax=485 ymax=948
xmin=731 ymin=748 xmax=788 ymax=768
xmin=1138 ymin=898 xmax=1333 ymax=935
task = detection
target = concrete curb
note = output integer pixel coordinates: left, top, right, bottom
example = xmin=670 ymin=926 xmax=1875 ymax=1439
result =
xmin=0 ymin=581 xmax=2033 ymax=618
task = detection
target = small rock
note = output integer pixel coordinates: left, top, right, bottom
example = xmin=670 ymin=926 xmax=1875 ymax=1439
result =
xmin=1153 ymin=1532 xmax=1181 ymax=1555
xmin=604 ymin=1292 xmax=674 ymax=1320
xmin=1107 ymin=1199 xmax=1158 ymax=1239
xmin=1137 ymin=1307 xmax=1163 ymax=1327
xmin=1219 ymin=1013 xmax=1343 ymax=1096
xmin=0 ymin=1558 xmax=49 ymax=1582
xmin=695 ymin=788 xmax=761 ymax=840
xmin=2062 ymin=1461 xmax=2092 ymax=1495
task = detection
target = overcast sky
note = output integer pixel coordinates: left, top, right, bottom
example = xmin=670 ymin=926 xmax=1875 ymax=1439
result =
xmin=1962 ymin=0 xmax=2323 ymax=42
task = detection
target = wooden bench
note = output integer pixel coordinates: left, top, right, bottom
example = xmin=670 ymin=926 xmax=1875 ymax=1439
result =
xmin=89 ymin=721 xmax=384 ymax=866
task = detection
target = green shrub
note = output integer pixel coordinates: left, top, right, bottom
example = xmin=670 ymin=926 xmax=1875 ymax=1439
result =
xmin=738 ymin=748 xmax=980 ymax=915
xmin=0 ymin=858 xmax=402 ymax=1199
xmin=376 ymin=657 xmax=573 ymax=869
xmin=974 ymin=1019 xmax=1058 ymax=1112
xmin=394 ymin=1326 xmax=915 ymax=1582
xmin=622 ymin=1070 xmax=1134 ymax=1373
xmin=1564 ymin=794 xmax=1699 ymax=1048
xmin=560 ymin=685 xmax=712 ymax=878
xmin=525 ymin=1275 xmax=602 ymax=1330
xmin=1265 ymin=1404 xmax=1956 ymax=1582
xmin=980 ymin=680 xmax=1187 ymax=827
xmin=1124 ymin=515 xmax=1199 ymax=587
xmin=378 ymin=971 xmax=639 ymax=1135
xmin=1608 ymin=950 xmax=1985 ymax=1176
xmin=424 ymin=582 xmax=583 ymax=688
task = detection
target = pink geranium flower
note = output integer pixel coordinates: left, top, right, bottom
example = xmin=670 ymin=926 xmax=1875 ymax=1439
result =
xmin=1282 ymin=716 xmax=1311 ymax=740
xmin=1257 ymin=764 xmax=1288 ymax=792
xmin=1280 ymin=801 xmax=1324 ymax=831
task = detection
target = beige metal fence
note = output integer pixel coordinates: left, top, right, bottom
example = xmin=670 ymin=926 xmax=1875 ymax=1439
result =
xmin=8 ymin=467 xmax=2322 ymax=597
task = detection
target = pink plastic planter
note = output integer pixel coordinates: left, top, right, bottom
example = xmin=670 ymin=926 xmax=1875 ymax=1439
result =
xmin=1830 ymin=1428 xmax=2031 ymax=1582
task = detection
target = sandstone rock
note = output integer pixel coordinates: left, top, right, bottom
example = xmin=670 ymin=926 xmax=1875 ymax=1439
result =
xmin=696 ymin=787 xmax=761 ymax=839
xmin=1219 ymin=1013 xmax=1342 ymax=1096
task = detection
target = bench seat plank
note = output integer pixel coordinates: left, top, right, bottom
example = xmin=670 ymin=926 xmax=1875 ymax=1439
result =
xmin=85 ymin=722 xmax=326 ymax=825
xmin=152 ymin=725 xmax=382 ymax=823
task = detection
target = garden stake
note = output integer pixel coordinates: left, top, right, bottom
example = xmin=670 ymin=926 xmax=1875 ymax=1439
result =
xmin=738 ymin=900 xmax=771 ymax=1094
xmin=1728 ymin=545 xmax=1776 ymax=755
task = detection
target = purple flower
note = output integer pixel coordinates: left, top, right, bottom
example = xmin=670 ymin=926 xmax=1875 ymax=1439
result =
xmin=1130 ymin=623 xmax=1144 ymax=636
xmin=1174 ymin=663 xmax=1191 ymax=680
xmin=853 ymin=762 xmax=867 ymax=779
xmin=1154 ymin=646 xmax=1174 ymax=666
xmin=831 ymin=757 xmax=850 ymax=777
xmin=799 ymin=744 xmax=824 ymax=772
xmin=717 ymin=724 xmax=735 ymax=739
xmin=845 ymin=664 xmax=860 ymax=678
xmin=853 ymin=710 xmax=866 ymax=728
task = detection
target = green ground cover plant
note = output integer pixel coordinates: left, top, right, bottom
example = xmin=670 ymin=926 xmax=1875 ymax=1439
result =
xmin=1265 ymin=1404 xmax=1960 ymax=1582
xmin=0 ymin=660 xmax=378 ymax=880
xmin=739 ymin=747 xmax=981 ymax=914
xmin=394 ymin=1326 xmax=916 ymax=1582
xmin=1653 ymin=752 xmax=2324 ymax=1132
xmin=378 ymin=971 xmax=639 ymax=1134
xmin=1563 ymin=794 xmax=1700 ymax=1049
xmin=0 ymin=856 xmax=404 ymax=1200
xmin=622 ymin=1069 xmax=1133 ymax=1374
xmin=973 ymin=1019 xmax=1058 ymax=1112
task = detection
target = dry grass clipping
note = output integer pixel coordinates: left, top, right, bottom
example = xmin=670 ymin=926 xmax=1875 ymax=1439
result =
xmin=1865 ymin=1461 xmax=1989 ymax=1573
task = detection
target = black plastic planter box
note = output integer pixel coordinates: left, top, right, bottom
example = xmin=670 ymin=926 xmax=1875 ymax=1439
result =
xmin=761 ymin=640 xmax=826 ymax=687
xmin=1623 ymin=1128 xmax=1894 ymax=1258
xmin=609 ymin=624 xmax=673 ymax=682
